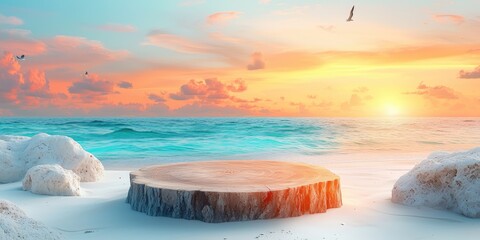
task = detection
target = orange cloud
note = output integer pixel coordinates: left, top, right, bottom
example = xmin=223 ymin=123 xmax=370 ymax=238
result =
xmin=247 ymin=52 xmax=265 ymax=70
xmin=68 ymin=74 xmax=116 ymax=101
xmin=0 ymin=14 xmax=23 ymax=25
xmin=0 ymin=29 xmax=46 ymax=55
xmin=459 ymin=65 xmax=480 ymax=79
xmin=117 ymin=81 xmax=133 ymax=89
xmin=143 ymin=30 xmax=208 ymax=53
xmin=148 ymin=93 xmax=167 ymax=103
xmin=404 ymin=82 xmax=458 ymax=99
xmin=31 ymin=35 xmax=128 ymax=71
xmin=433 ymin=14 xmax=465 ymax=24
xmin=207 ymin=11 xmax=240 ymax=25
xmin=170 ymin=78 xmax=244 ymax=101
xmin=0 ymin=52 xmax=64 ymax=108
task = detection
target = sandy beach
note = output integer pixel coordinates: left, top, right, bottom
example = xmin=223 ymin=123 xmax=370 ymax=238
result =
xmin=2 ymin=152 xmax=479 ymax=240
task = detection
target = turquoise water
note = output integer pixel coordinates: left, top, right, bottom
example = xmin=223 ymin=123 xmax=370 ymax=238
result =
xmin=0 ymin=118 xmax=479 ymax=167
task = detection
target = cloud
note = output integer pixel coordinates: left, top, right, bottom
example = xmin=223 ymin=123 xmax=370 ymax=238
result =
xmin=341 ymin=94 xmax=363 ymax=110
xmin=259 ymin=0 xmax=271 ymax=4
xmin=226 ymin=78 xmax=247 ymax=92
xmin=247 ymin=52 xmax=265 ymax=70
xmin=341 ymin=87 xmax=372 ymax=110
xmin=207 ymin=11 xmax=240 ymax=25
xmin=0 ymin=29 xmax=46 ymax=55
xmin=459 ymin=65 xmax=480 ymax=79
xmin=0 ymin=14 xmax=23 ymax=25
xmin=117 ymin=81 xmax=133 ymax=89
xmin=97 ymin=24 xmax=136 ymax=32
xmin=20 ymin=35 xmax=128 ymax=73
xmin=0 ymin=52 xmax=64 ymax=108
xmin=307 ymin=95 xmax=317 ymax=99
xmin=148 ymin=93 xmax=167 ymax=103
xmin=0 ymin=52 xmax=23 ymax=102
xmin=433 ymin=14 xmax=465 ymax=24
xmin=68 ymin=74 xmax=115 ymax=101
xmin=143 ymin=30 xmax=208 ymax=53
xmin=404 ymin=82 xmax=458 ymax=99
xmin=0 ymin=31 xmax=126 ymax=71
xmin=170 ymin=78 xmax=248 ymax=102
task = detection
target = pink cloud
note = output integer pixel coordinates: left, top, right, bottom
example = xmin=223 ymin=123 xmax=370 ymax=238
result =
xmin=117 ymin=81 xmax=133 ymax=89
xmin=0 ymin=52 xmax=23 ymax=102
xmin=247 ymin=52 xmax=265 ymax=70
xmin=20 ymin=35 xmax=128 ymax=72
xmin=207 ymin=11 xmax=240 ymax=25
xmin=404 ymin=82 xmax=458 ymax=99
xmin=170 ymin=78 xmax=247 ymax=102
xmin=0 ymin=29 xmax=46 ymax=55
xmin=0 ymin=14 xmax=23 ymax=25
xmin=148 ymin=93 xmax=167 ymax=103
xmin=433 ymin=14 xmax=465 ymax=24
xmin=459 ymin=65 xmax=480 ymax=79
xmin=97 ymin=24 xmax=136 ymax=33
xmin=0 ymin=52 xmax=64 ymax=108
xmin=227 ymin=78 xmax=247 ymax=92
xmin=143 ymin=30 xmax=208 ymax=53
xmin=68 ymin=73 xmax=116 ymax=101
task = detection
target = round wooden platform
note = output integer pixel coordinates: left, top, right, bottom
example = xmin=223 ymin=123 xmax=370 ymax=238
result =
xmin=127 ymin=160 xmax=342 ymax=223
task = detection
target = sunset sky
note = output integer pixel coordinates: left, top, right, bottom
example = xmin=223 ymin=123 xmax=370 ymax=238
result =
xmin=1 ymin=0 xmax=479 ymax=117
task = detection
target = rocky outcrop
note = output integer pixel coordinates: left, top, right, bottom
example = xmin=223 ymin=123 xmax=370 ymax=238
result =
xmin=0 ymin=133 xmax=103 ymax=183
xmin=127 ymin=160 xmax=342 ymax=223
xmin=0 ymin=200 xmax=62 ymax=240
xmin=23 ymin=164 xmax=82 ymax=196
xmin=392 ymin=147 xmax=480 ymax=218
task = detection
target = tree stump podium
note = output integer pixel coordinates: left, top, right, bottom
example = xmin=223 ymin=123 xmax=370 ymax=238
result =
xmin=127 ymin=160 xmax=342 ymax=223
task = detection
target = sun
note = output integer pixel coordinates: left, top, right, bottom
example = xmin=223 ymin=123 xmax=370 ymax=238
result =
xmin=385 ymin=105 xmax=400 ymax=117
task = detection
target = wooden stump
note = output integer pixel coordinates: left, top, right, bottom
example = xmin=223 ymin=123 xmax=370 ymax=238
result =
xmin=127 ymin=160 xmax=342 ymax=223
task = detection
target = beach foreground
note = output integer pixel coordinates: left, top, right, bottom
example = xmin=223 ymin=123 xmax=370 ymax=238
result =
xmin=1 ymin=153 xmax=479 ymax=240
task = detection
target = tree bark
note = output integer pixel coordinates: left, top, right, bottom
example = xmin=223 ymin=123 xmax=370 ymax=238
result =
xmin=127 ymin=160 xmax=342 ymax=223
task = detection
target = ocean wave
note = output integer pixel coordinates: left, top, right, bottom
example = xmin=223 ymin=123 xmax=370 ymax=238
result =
xmin=48 ymin=120 xmax=128 ymax=128
xmin=102 ymin=128 xmax=170 ymax=139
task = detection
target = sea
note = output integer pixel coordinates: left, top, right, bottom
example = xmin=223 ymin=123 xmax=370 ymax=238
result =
xmin=0 ymin=117 xmax=479 ymax=168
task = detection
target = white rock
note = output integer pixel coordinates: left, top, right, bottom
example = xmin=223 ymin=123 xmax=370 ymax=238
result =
xmin=0 ymin=133 xmax=104 ymax=183
xmin=392 ymin=147 xmax=480 ymax=218
xmin=0 ymin=200 xmax=61 ymax=240
xmin=23 ymin=164 xmax=82 ymax=196
xmin=0 ymin=136 xmax=30 ymax=183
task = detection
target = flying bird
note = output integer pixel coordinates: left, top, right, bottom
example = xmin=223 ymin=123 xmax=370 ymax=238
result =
xmin=16 ymin=55 xmax=25 ymax=60
xmin=346 ymin=5 xmax=354 ymax=22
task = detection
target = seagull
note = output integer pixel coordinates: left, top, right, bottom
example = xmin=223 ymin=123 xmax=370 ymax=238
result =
xmin=346 ymin=5 xmax=354 ymax=22
xmin=16 ymin=55 xmax=25 ymax=60
xmin=85 ymin=71 xmax=88 ymax=76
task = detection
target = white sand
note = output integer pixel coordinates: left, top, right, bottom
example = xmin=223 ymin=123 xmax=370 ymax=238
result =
xmin=1 ymin=152 xmax=479 ymax=240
